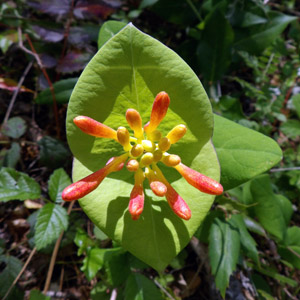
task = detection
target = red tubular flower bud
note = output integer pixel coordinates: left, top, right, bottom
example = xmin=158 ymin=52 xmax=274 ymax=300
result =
xmin=150 ymin=181 xmax=167 ymax=197
xmin=153 ymin=165 xmax=191 ymax=220
xmin=73 ymin=116 xmax=117 ymax=141
xmin=128 ymin=184 xmax=144 ymax=220
xmin=62 ymin=154 xmax=128 ymax=201
xmin=144 ymin=91 xmax=170 ymax=133
xmin=174 ymin=163 xmax=223 ymax=195
xmin=126 ymin=109 xmax=143 ymax=139
xmin=128 ymin=169 xmax=145 ymax=220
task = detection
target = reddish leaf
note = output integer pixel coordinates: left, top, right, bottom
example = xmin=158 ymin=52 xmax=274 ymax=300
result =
xmin=32 ymin=25 xmax=64 ymax=43
xmin=56 ymin=51 xmax=92 ymax=74
xmin=0 ymin=78 xmax=33 ymax=93
xmin=74 ymin=0 xmax=121 ymax=20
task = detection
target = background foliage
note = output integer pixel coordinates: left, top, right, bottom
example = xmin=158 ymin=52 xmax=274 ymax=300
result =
xmin=0 ymin=0 xmax=300 ymax=299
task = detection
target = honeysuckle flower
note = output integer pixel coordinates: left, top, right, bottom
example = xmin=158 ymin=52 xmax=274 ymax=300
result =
xmin=62 ymin=91 xmax=223 ymax=220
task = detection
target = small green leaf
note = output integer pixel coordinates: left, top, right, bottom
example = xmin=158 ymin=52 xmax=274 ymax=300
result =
xmin=81 ymin=247 xmax=104 ymax=281
xmin=2 ymin=117 xmax=26 ymax=138
xmin=90 ymin=282 xmax=110 ymax=300
xmin=38 ymin=136 xmax=70 ymax=169
xmin=243 ymin=215 xmax=267 ymax=237
xmin=98 ymin=20 xmax=127 ymax=49
xmin=0 ymin=168 xmax=41 ymax=202
xmin=280 ymin=120 xmax=300 ymax=139
xmin=292 ymin=94 xmax=300 ymax=118
xmin=213 ymin=114 xmax=282 ymax=191
xmin=275 ymin=195 xmax=293 ymax=226
xmin=209 ymin=217 xmax=240 ymax=298
xmin=48 ymin=168 xmax=71 ymax=203
xmin=34 ymin=203 xmax=68 ymax=250
xmin=197 ymin=9 xmax=234 ymax=82
xmin=0 ymin=255 xmax=23 ymax=299
xmin=94 ymin=226 xmax=108 ymax=241
xmin=3 ymin=142 xmax=20 ymax=168
xmin=102 ymin=248 xmax=131 ymax=286
xmin=29 ymin=290 xmax=51 ymax=300
xmin=250 ymin=175 xmax=287 ymax=241
xmin=74 ymin=228 xmax=94 ymax=255
xmin=248 ymin=262 xmax=298 ymax=287
xmin=124 ymin=273 xmax=163 ymax=300
xmin=234 ymin=12 xmax=297 ymax=54
xmin=231 ymin=214 xmax=259 ymax=265
xmin=35 ymin=78 xmax=78 ymax=104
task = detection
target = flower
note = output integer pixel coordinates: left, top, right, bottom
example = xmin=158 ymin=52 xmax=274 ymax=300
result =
xmin=62 ymin=91 xmax=223 ymax=220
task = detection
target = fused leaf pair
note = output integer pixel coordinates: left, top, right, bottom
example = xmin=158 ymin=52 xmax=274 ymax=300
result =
xmin=62 ymin=91 xmax=223 ymax=220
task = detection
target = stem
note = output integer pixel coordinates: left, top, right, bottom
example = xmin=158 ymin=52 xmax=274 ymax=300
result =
xmin=43 ymin=201 xmax=75 ymax=294
xmin=186 ymin=0 xmax=202 ymax=22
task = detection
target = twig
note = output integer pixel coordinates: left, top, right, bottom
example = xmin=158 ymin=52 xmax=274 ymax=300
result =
xmin=270 ymin=167 xmax=300 ymax=172
xmin=154 ymin=278 xmax=176 ymax=300
xmin=17 ymin=27 xmax=61 ymax=138
xmin=3 ymin=247 xmax=37 ymax=300
xmin=43 ymin=201 xmax=75 ymax=294
xmin=287 ymin=246 xmax=300 ymax=259
xmin=109 ymin=288 xmax=117 ymax=300
xmin=2 ymin=61 xmax=33 ymax=125
xmin=186 ymin=0 xmax=202 ymax=22
xmin=56 ymin=0 xmax=75 ymax=81
xmin=283 ymin=287 xmax=298 ymax=300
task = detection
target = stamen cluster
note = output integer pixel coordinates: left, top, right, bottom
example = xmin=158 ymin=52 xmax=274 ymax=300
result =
xmin=62 ymin=92 xmax=223 ymax=220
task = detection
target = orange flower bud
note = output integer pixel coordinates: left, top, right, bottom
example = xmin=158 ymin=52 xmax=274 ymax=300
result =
xmin=126 ymin=109 xmax=143 ymax=139
xmin=144 ymin=91 xmax=170 ymax=133
xmin=73 ymin=116 xmax=117 ymax=141
xmin=147 ymin=129 xmax=162 ymax=141
xmin=167 ymin=124 xmax=187 ymax=144
xmin=62 ymin=154 xmax=128 ymax=201
xmin=161 ymin=153 xmax=181 ymax=167
xmin=130 ymin=144 xmax=144 ymax=157
xmin=140 ymin=152 xmax=154 ymax=166
xmin=126 ymin=159 xmax=139 ymax=172
xmin=153 ymin=149 xmax=163 ymax=162
xmin=117 ymin=127 xmax=131 ymax=151
xmin=174 ymin=163 xmax=223 ymax=195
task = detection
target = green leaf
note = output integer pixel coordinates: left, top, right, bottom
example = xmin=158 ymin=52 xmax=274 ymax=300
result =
xmin=275 ymin=194 xmax=293 ymax=226
xmin=98 ymin=20 xmax=127 ymax=49
xmin=213 ymin=114 xmax=282 ymax=191
xmin=74 ymin=228 xmax=94 ymax=255
xmin=68 ymin=24 xmax=220 ymax=270
xmin=81 ymin=247 xmax=104 ymax=281
xmin=90 ymin=282 xmax=110 ymax=300
xmin=38 ymin=136 xmax=70 ymax=169
xmin=230 ymin=214 xmax=259 ymax=265
xmin=34 ymin=203 xmax=68 ymax=250
xmin=102 ymin=248 xmax=131 ymax=286
xmin=248 ymin=262 xmax=298 ymax=287
xmin=94 ymin=225 xmax=108 ymax=241
xmin=0 ymin=255 xmax=23 ymax=299
xmin=209 ymin=217 xmax=240 ymax=298
xmin=243 ymin=215 xmax=266 ymax=237
xmin=197 ymin=9 xmax=234 ymax=82
xmin=280 ymin=119 xmax=300 ymax=139
xmin=124 ymin=273 xmax=163 ymax=300
xmin=48 ymin=168 xmax=71 ymax=203
xmin=234 ymin=12 xmax=297 ymax=54
xmin=279 ymin=226 xmax=300 ymax=269
xmin=292 ymin=94 xmax=300 ymax=119
xmin=3 ymin=142 xmax=20 ymax=168
xmin=29 ymin=290 xmax=51 ymax=300
xmin=249 ymin=175 xmax=287 ymax=241
xmin=35 ymin=78 xmax=78 ymax=104
xmin=0 ymin=167 xmax=41 ymax=202
xmin=1 ymin=117 xmax=26 ymax=138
